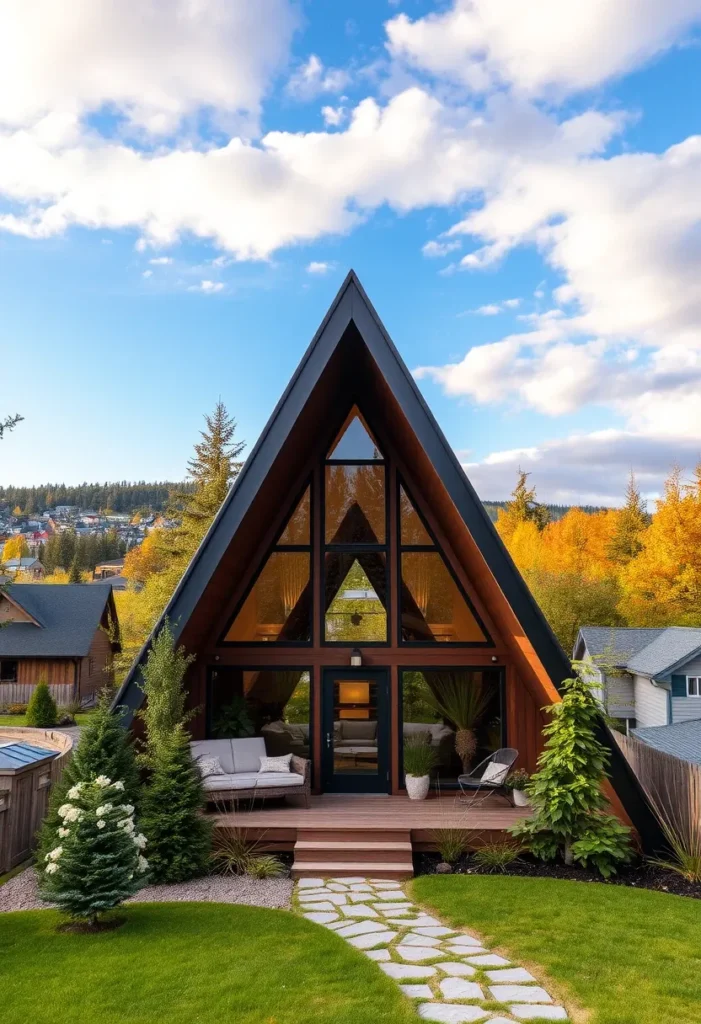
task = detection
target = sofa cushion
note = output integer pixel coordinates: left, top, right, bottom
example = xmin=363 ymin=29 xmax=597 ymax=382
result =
xmin=261 ymin=721 xmax=287 ymax=734
xmin=232 ymin=737 xmax=267 ymax=773
xmin=202 ymin=773 xmax=260 ymax=792
xmin=197 ymin=756 xmax=225 ymax=779
xmin=255 ymin=772 xmax=304 ymax=789
xmin=190 ymin=739 xmax=235 ymax=774
xmin=259 ymin=754 xmax=292 ymax=773
xmin=340 ymin=720 xmax=377 ymax=741
xmin=286 ymin=723 xmax=307 ymax=743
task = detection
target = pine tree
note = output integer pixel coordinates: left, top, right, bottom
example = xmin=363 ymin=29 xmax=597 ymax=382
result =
xmin=510 ymin=670 xmax=632 ymax=877
xmin=26 ymin=681 xmax=58 ymax=727
xmin=138 ymin=623 xmax=210 ymax=881
xmin=68 ymin=556 xmax=82 ymax=584
xmin=608 ymin=472 xmax=649 ymax=564
xmin=38 ymin=693 xmax=141 ymax=868
xmin=496 ymin=470 xmax=549 ymax=545
xmin=139 ymin=726 xmax=212 ymax=883
xmin=38 ymin=777 xmax=148 ymax=928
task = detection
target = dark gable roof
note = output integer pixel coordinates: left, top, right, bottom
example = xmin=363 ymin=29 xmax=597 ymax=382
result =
xmin=576 ymin=627 xmax=666 ymax=667
xmin=577 ymin=625 xmax=701 ymax=680
xmin=112 ymin=270 xmax=663 ymax=852
xmin=0 ymin=584 xmax=113 ymax=657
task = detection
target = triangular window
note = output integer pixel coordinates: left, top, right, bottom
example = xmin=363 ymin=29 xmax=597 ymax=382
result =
xmin=399 ymin=481 xmax=489 ymax=644
xmin=328 ymin=408 xmax=383 ymax=460
xmin=224 ymin=484 xmax=311 ymax=643
xmin=325 ymin=556 xmax=387 ymax=642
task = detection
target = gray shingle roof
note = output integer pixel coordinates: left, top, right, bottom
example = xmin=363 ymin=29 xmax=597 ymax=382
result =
xmin=577 ymin=626 xmax=665 ymax=667
xmin=0 ymin=584 xmax=113 ymax=657
xmin=627 ymin=627 xmax=701 ymax=679
xmin=633 ymin=720 xmax=701 ymax=766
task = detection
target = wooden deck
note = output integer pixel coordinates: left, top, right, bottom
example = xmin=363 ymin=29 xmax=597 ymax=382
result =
xmin=212 ymin=793 xmax=528 ymax=851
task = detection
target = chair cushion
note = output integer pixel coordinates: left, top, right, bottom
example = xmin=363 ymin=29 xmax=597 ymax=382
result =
xmin=482 ymin=761 xmax=509 ymax=785
xmin=190 ymin=739 xmax=235 ymax=774
xmin=232 ymin=737 xmax=267 ymax=773
xmin=259 ymin=754 xmax=292 ymax=773
xmin=286 ymin=724 xmax=307 ymax=743
xmin=202 ymin=773 xmax=260 ymax=792
xmin=261 ymin=721 xmax=287 ymax=734
xmin=255 ymin=772 xmax=304 ymax=789
xmin=340 ymin=720 xmax=377 ymax=741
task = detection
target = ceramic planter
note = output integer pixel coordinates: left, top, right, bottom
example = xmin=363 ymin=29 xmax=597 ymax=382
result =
xmin=513 ymin=788 xmax=530 ymax=807
xmin=406 ymin=773 xmax=430 ymax=800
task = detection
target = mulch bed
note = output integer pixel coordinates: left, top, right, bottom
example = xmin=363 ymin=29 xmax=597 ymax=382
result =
xmin=414 ymin=851 xmax=701 ymax=899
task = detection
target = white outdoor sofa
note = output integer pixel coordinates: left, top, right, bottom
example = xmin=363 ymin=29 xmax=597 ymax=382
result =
xmin=190 ymin=737 xmax=311 ymax=808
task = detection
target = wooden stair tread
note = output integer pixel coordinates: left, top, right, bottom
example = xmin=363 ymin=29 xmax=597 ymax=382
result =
xmin=295 ymin=841 xmax=412 ymax=851
xmin=293 ymin=861 xmax=413 ymax=877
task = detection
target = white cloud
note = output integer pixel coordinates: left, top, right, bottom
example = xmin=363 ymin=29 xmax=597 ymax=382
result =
xmin=142 ymin=269 xmax=152 ymax=278
xmin=0 ymin=0 xmax=297 ymax=136
xmin=463 ymin=430 xmax=701 ymax=505
xmin=189 ymin=280 xmax=224 ymax=293
xmin=287 ymin=55 xmax=350 ymax=100
xmin=386 ymin=0 xmax=701 ymax=97
xmin=322 ymin=105 xmax=347 ymax=128
xmin=149 ymin=257 xmax=173 ymax=265
xmin=422 ymin=239 xmax=461 ymax=258
xmin=306 ymin=261 xmax=336 ymax=274
xmin=503 ymin=298 xmax=520 ymax=309
xmin=474 ymin=304 xmax=500 ymax=316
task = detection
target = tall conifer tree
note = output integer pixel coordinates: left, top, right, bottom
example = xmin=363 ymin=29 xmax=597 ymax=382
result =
xmin=608 ymin=472 xmax=649 ymax=564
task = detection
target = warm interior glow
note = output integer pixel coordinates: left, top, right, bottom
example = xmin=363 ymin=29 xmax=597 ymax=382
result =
xmin=338 ymin=681 xmax=370 ymax=705
xmin=339 ymin=709 xmax=371 ymax=719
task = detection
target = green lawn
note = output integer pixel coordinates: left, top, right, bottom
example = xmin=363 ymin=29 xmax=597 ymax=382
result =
xmin=413 ymin=874 xmax=701 ymax=1024
xmin=0 ymin=713 xmax=93 ymax=728
xmin=0 ymin=902 xmax=418 ymax=1024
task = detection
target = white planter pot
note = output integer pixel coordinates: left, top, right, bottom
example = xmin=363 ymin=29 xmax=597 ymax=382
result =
xmin=406 ymin=774 xmax=431 ymax=800
xmin=513 ymin=788 xmax=530 ymax=807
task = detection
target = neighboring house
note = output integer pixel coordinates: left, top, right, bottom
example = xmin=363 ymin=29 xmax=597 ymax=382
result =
xmin=88 ymin=572 xmax=132 ymax=591
xmin=574 ymin=626 xmax=701 ymax=731
xmin=92 ymin=557 xmax=125 ymax=580
xmin=0 ymin=584 xmax=120 ymax=706
xmin=114 ymin=270 xmax=661 ymax=854
xmin=632 ymin=719 xmax=701 ymax=766
xmin=2 ymin=557 xmax=45 ymax=579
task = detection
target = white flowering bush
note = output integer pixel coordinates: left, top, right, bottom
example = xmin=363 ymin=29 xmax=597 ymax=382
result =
xmin=38 ymin=777 xmax=149 ymax=928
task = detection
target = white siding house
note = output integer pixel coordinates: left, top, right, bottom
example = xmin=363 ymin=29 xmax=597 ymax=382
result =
xmin=574 ymin=626 xmax=701 ymax=730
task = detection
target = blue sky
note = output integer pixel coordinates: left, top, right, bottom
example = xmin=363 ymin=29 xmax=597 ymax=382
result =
xmin=1 ymin=1 xmax=700 ymax=506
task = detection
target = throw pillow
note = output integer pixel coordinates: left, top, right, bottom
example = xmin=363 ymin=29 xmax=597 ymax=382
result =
xmin=481 ymin=761 xmax=509 ymax=785
xmin=197 ymin=756 xmax=225 ymax=779
xmin=259 ymin=753 xmax=293 ymax=774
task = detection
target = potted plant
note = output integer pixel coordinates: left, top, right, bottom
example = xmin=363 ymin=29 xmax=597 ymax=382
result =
xmin=423 ymin=672 xmax=491 ymax=774
xmin=506 ymin=769 xmax=531 ymax=806
xmin=403 ymin=737 xmax=438 ymax=800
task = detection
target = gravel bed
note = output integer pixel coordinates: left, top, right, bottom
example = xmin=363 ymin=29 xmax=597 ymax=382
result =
xmin=0 ymin=867 xmax=293 ymax=913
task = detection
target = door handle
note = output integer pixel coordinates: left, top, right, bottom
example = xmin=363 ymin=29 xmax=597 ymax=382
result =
xmin=326 ymin=732 xmax=332 ymax=748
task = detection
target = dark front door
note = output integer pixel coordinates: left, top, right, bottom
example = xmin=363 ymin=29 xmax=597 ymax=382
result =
xmin=321 ymin=668 xmax=390 ymax=793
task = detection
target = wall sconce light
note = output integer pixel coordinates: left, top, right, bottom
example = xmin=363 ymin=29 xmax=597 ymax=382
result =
xmin=350 ymin=647 xmax=362 ymax=667
xmin=491 ymin=655 xmax=498 ymax=663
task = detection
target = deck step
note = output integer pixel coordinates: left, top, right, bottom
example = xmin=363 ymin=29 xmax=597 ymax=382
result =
xmin=292 ymin=861 xmax=413 ymax=880
xmin=292 ymin=826 xmax=414 ymax=879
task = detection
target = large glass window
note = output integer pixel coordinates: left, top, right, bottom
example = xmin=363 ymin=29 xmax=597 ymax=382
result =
xmin=324 ymin=410 xmax=388 ymax=644
xmin=208 ymin=667 xmax=311 ymax=759
xmin=399 ymin=484 xmax=488 ymax=644
xmin=224 ymin=486 xmax=312 ymax=643
xmin=401 ymin=668 xmax=503 ymax=786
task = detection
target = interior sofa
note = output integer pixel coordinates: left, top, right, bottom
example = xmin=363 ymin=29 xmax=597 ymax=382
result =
xmin=261 ymin=719 xmax=455 ymax=762
xmin=190 ymin=737 xmax=310 ymax=807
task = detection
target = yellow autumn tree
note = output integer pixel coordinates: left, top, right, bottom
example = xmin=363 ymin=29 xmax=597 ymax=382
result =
xmin=122 ymin=532 xmax=166 ymax=584
xmin=2 ymin=535 xmax=30 ymax=562
xmin=620 ymin=465 xmax=701 ymax=626
xmin=540 ymin=508 xmax=618 ymax=580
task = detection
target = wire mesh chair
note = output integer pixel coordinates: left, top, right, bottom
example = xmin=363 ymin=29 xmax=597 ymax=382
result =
xmin=457 ymin=747 xmax=518 ymax=806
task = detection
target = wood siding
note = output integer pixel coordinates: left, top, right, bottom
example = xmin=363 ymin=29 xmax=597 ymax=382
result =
xmin=78 ymin=625 xmax=115 ymax=700
xmin=634 ymin=675 xmax=669 ymax=727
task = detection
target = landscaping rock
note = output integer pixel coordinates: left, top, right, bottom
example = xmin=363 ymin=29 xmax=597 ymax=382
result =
xmin=436 ymin=862 xmax=453 ymax=874
xmin=365 ymin=948 xmax=391 ymax=961
xmin=509 ymin=1007 xmax=568 ymax=1021
xmin=303 ymin=912 xmax=338 ymax=924
xmin=417 ymin=1004 xmax=488 ymax=1022
xmin=400 ymin=984 xmax=434 ymax=1000
xmin=485 ymin=968 xmax=537 ymax=983
xmin=490 ymin=986 xmax=552 ymax=1004
xmin=335 ymin=920 xmax=390 ymax=937
xmin=348 ymin=930 xmax=396 ymax=949
xmin=464 ymin=954 xmax=511 ymax=967
xmin=396 ymin=945 xmax=445 ymax=962
xmin=439 ymin=978 xmax=485 ymax=1000
xmin=435 ymin=962 xmax=476 ymax=977
xmin=381 ymin=963 xmax=437 ymax=980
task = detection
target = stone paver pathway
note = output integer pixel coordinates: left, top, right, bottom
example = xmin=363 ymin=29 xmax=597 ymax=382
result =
xmin=296 ymin=877 xmax=569 ymax=1022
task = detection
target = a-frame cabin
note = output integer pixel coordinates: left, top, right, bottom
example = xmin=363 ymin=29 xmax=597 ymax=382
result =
xmin=115 ymin=271 xmax=660 ymax=877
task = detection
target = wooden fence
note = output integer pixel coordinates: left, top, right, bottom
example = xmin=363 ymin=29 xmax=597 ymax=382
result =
xmin=613 ymin=731 xmax=701 ymax=838
xmin=0 ymin=683 xmax=74 ymax=707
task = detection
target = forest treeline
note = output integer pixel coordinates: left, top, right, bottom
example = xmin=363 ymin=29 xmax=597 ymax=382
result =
xmin=496 ymin=469 xmax=701 ymax=651
xmin=0 ymin=481 xmax=195 ymax=514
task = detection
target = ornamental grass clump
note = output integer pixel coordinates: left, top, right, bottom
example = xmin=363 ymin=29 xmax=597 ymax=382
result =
xmin=403 ymin=737 xmax=439 ymax=778
xmin=38 ymin=776 xmax=148 ymax=929
xmin=509 ymin=668 xmax=633 ymax=878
